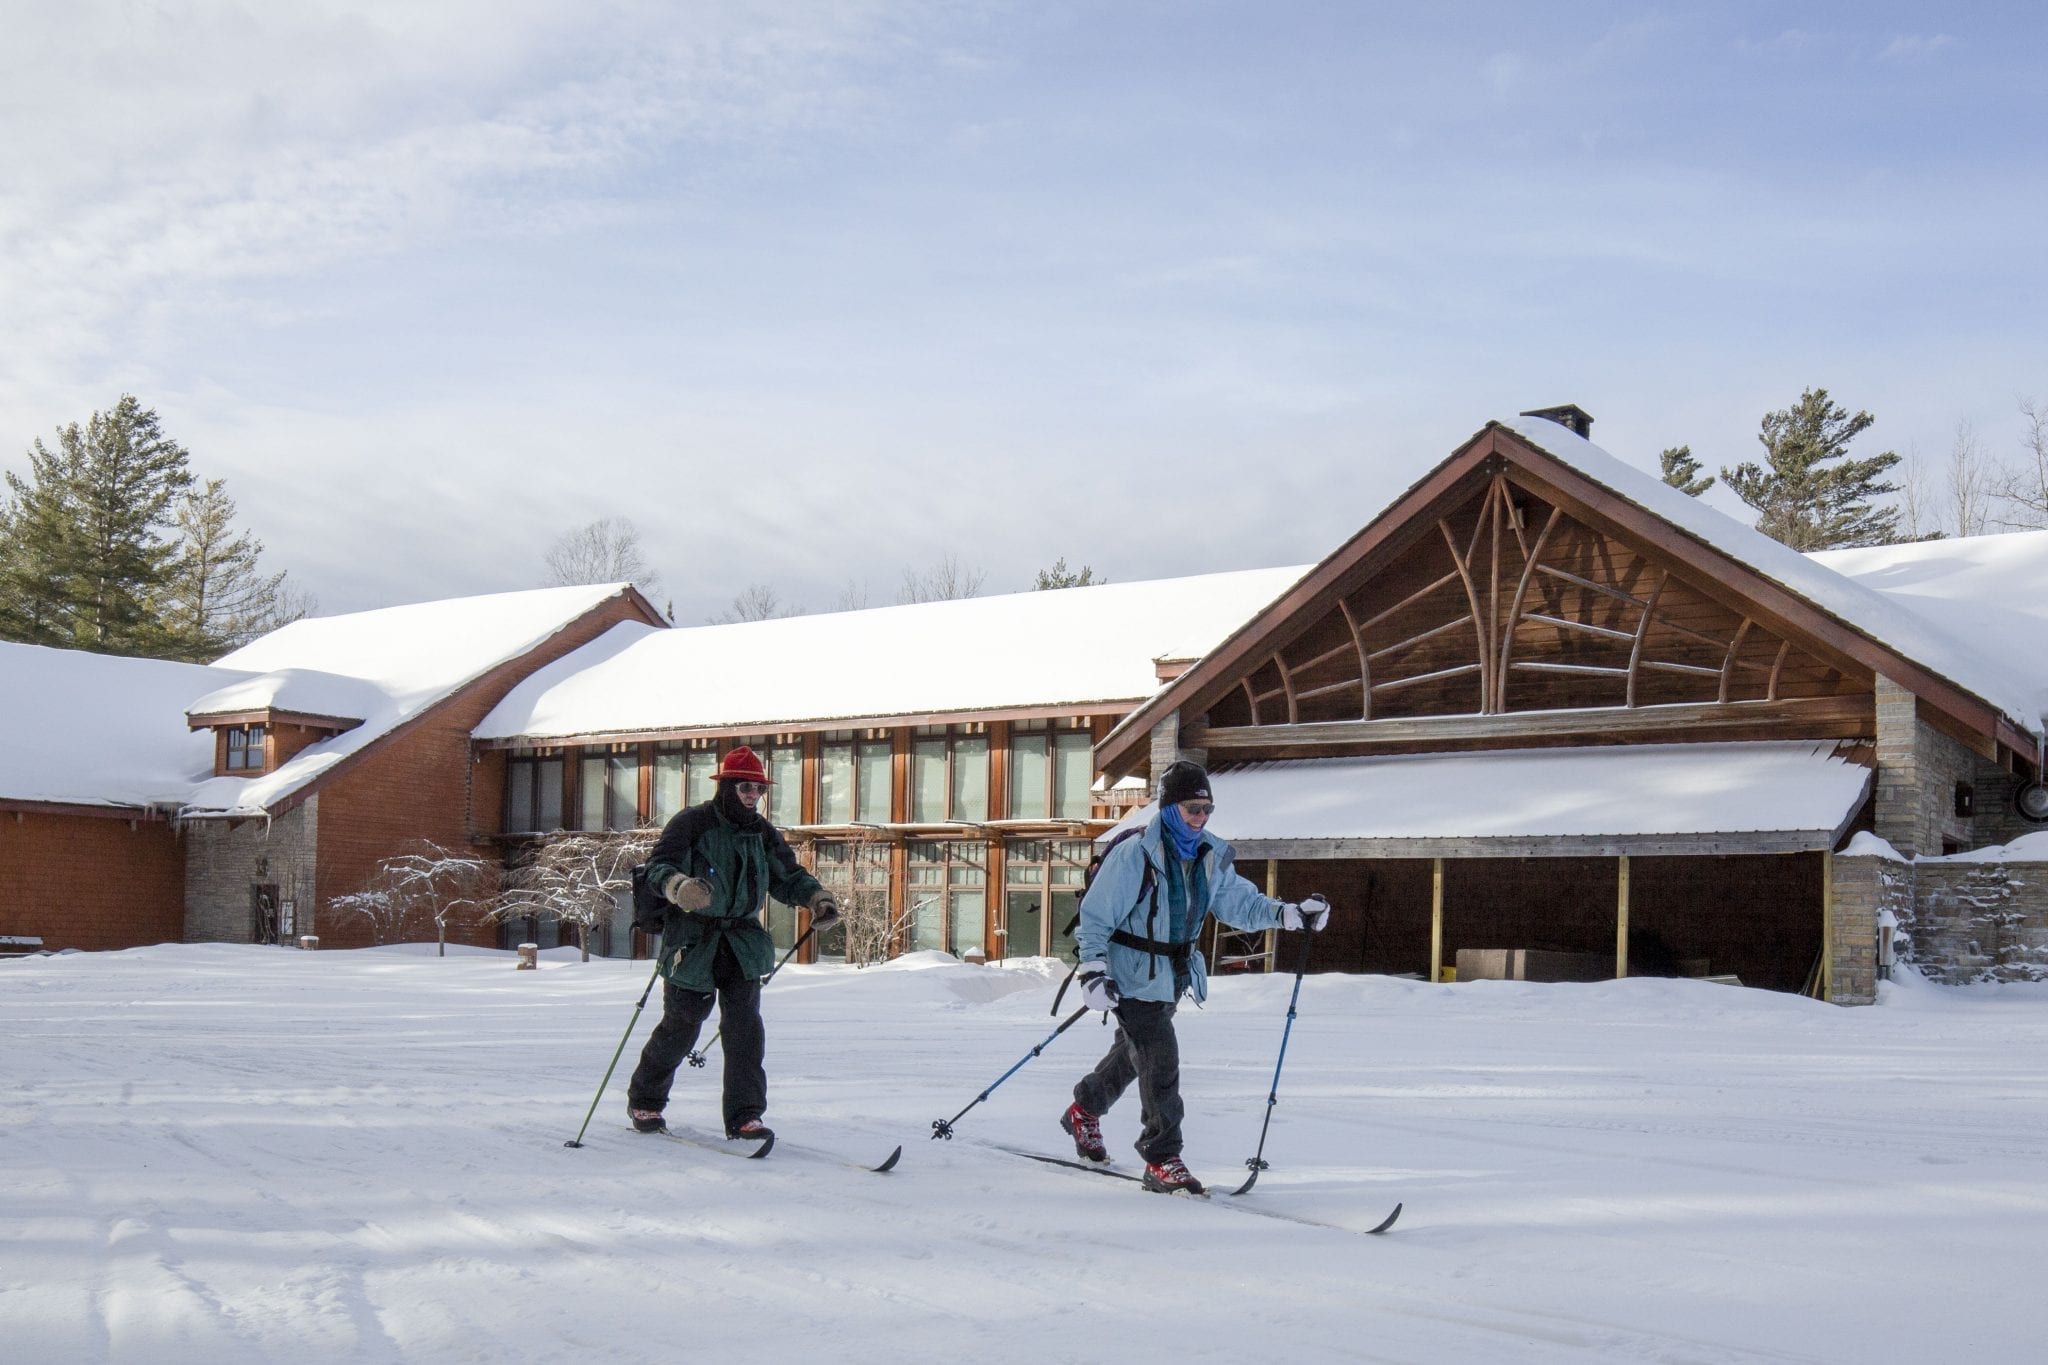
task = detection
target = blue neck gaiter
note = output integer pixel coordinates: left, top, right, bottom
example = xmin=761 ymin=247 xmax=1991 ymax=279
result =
xmin=1160 ymin=804 xmax=1203 ymax=860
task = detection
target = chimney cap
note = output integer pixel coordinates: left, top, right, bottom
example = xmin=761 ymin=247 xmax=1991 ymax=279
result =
xmin=1519 ymin=404 xmax=1595 ymax=438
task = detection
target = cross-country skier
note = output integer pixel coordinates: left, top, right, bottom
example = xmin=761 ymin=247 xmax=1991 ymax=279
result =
xmin=627 ymin=746 xmax=840 ymax=1143
xmin=1061 ymin=759 xmax=1331 ymax=1193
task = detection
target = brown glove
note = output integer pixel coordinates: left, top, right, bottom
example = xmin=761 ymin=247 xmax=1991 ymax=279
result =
xmin=663 ymin=875 xmax=714 ymax=912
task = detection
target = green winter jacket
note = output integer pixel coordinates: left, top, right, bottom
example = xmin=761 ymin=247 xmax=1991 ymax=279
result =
xmin=644 ymin=800 xmax=823 ymax=992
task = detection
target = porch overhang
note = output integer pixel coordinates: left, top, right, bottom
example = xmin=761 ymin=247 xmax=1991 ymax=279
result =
xmin=1104 ymin=740 xmax=1874 ymax=860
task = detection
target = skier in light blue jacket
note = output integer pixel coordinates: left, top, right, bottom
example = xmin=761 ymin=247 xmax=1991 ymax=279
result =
xmin=1061 ymin=759 xmax=1331 ymax=1194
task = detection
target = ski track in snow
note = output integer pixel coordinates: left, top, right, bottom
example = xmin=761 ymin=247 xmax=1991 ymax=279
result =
xmin=4 ymin=945 xmax=2047 ymax=1362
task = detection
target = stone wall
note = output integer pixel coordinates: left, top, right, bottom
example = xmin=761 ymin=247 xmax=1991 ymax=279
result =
xmin=1837 ymin=839 xmax=2048 ymax=987
xmin=1828 ymin=848 xmax=1912 ymax=1006
xmin=183 ymin=799 xmax=319 ymax=943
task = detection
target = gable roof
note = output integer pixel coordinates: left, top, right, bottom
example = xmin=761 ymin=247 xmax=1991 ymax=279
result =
xmin=181 ymin=583 xmax=654 ymax=816
xmin=475 ymin=566 xmax=1308 ymax=741
xmin=0 ymin=643 xmax=235 ymax=811
xmin=1098 ymin=416 xmax=2047 ymax=775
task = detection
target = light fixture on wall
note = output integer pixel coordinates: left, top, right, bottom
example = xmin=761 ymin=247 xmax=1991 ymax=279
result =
xmin=2017 ymin=781 xmax=2048 ymax=825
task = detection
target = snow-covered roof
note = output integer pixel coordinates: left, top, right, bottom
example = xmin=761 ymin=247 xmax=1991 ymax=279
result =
xmin=185 ymin=668 xmax=391 ymax=724
xmin=0 ymin=643 xmax=239 ymax=810
xmin=181 ymin=583 xmax=638 ymax=816
xmin=1810 ymin=530 xmax=2048 ymax=738
xmin=1505 ymin=417 xmax=2047 ymax=738
xmin=476 ymin=567 xmax=1308 ymax=741
xmin=1104 ymin=741 xmax=1873 ymax=851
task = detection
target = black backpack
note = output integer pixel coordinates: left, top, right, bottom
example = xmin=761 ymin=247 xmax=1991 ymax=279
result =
xmin=629 ymin=863 xmax=667 ymax=934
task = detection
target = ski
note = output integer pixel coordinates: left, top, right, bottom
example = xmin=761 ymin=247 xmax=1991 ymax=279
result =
xmin=633 ymin=1125 xmax=901 ymax=1173
xmin=989 ymin=1145 xmax=1401 ymax=1234
xmin=635 ymin=1124 xmax=775 ymax=1159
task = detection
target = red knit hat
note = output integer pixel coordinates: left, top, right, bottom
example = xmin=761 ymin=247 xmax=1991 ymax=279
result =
xmin=713 ymin=745 xmax=772 ymax=785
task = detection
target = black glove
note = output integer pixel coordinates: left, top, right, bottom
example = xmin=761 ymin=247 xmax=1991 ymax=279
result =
xmin=808 ymin=890 xmax=842 ymax=932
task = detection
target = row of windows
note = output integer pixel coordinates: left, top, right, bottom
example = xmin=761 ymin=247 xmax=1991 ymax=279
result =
xmin=504 ymin=723 xmax=1098 ymax=835
xmin=501 ymin=837 xmax=1097 ymax=964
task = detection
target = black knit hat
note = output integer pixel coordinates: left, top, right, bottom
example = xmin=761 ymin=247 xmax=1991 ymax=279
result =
xmin=1158 ymin=759 xmax=1211 ymax=807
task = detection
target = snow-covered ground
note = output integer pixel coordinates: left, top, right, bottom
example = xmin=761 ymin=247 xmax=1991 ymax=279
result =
xmin=6 ymin=946 xmax=2046 ymax=1363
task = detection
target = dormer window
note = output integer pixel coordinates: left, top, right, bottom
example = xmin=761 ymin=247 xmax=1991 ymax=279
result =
xmin=225 ymin=724 xmax=267 ymax=772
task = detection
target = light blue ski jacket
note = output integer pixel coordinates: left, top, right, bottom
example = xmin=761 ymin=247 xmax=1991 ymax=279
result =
xmin=1076 ymin=813 xmax=1283 ymax=1004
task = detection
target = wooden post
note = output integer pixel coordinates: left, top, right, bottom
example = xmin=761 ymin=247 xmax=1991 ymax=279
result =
xmin=1430 ymin=858 xmax=1444 ymax=984
xmin=1263 ymin=859 xmax=1280 ymax=975
xmin=1821 ymin=849 xmax=1833 ymax=1003
xmin=1615 ymin=854 xmax=1631 ymax=980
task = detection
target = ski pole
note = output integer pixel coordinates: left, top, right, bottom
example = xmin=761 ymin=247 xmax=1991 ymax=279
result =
xmin=930 ymin=1006 xmax=1093 ymax=1139
xmin=687 ymin=921 xmax=819 ymax=1067
xmin=1230 ymin=926 xmax=1318 ymax=1195
xmin=564 ymin=959 xmax=664 ymax=1149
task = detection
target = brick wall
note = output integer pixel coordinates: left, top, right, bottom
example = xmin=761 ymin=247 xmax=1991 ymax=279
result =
xmin=0 ymin=808 xmax=185 ymax=950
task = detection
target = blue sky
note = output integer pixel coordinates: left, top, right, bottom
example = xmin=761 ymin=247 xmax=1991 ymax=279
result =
xmin=4 ymin=1 xmax=2044 ymax=623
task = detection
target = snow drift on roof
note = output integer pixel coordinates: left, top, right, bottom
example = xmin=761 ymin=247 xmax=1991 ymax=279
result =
xmin=1107 ymin=741 xmax=1872 ymax=846
xmin=476 ymin=567 xmax=1308 ymax=740
xmin=1506 ymin=417 xmax=2045 ymax=738
xmin=185 ymin=667 xmax=390 ymax=724
xmin=0 ymin=643 xmax=239 ymax=809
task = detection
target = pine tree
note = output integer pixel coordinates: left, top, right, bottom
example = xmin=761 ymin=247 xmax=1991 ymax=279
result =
xmin=1658 ymin=446 xmax=1714 ymax=497
xmin=0 ymin=452 xmax=81 ymax=645
xmin=1033 ymin=557 xmax=1104 ymax=590
xmin=2 ymin=396 xmax=195 ymax=653
xmin=157 ymin=478 xmax=301 ymax=660
xmin=1719 ymin=388 xmax=1904 ymax=550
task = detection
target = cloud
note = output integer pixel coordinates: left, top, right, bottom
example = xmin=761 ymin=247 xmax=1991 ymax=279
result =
xmin=0 ymin=1 xmax=918 ymax=392
xmin=1878 ymin=33 xmax=1956 ymax=63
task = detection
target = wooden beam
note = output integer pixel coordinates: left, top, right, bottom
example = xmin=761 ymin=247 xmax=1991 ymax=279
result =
xmin=1188 ymin=693 xmax=1872 ymax=751
xmin=1264 ymin=858 xmax=1281 ymax=976
xmin=1821 ymin=848 xmax=1834 ymax=1004
xmin=1615 ymin=854 xmax=1631 ymax=980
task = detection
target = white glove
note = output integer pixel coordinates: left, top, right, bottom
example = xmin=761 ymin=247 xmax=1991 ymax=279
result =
xmin=663 ymin=875 xmax=714 ymax=912
xmin=808 ymin=890 xmax=842 ymax=931
xmin=1077 ymin=962 xmax=1121 ymax=1012
xmin=1280 ymin=894 xmax=1331 ymax=933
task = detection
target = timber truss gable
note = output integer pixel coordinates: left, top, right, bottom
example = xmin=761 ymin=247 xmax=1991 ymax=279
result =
xmin=1103 ymin=423 xmax=1911 ymax=772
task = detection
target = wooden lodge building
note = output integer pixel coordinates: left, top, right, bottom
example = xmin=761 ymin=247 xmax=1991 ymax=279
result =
xmin=7 ymin=409 xmax=2047 ymax=1002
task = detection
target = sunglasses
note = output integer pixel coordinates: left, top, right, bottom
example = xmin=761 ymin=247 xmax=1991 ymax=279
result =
xmin=1179 ymin=801 xmax=1215 ymax=816
xmin=734 ymin=781 xmax=769 ymax=796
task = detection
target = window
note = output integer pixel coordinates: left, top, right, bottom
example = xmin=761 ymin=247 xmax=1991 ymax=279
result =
xmin=910 ymin=724 xmax=989 ymax=823
xmin=224 ymin=724 xmax=267 ymax=772
xmin=809 ymin=839 xmax=890 ymax=962
xmin=578 ymin=744 xmax=641 ymax=831
xmin=505 ymin=748 xmax=565 ymax=832
xmin=818 ymin=729 xmax=892 ymax=825
xmin=1007 ymin=720 xmax=1094 ymax=819
xmin=1003 ymin=839 xmax=1090 ymax=961
xmin=907 ymin=840 xmax=987 ymax=959
xmin=652 ymin=741 xmax=721 ymax=824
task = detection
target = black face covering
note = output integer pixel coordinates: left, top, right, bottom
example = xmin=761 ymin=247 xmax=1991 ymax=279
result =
xmin=714 ymin=778 xmax=767 ymax=830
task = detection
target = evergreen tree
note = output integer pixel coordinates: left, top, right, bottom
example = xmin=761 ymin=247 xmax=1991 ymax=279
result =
xmin=1658 ymin=445 xmax=1714 ymax=497
xmin=1 ymin=396 xmax=194 ymax=653
xmin=157 ymin=478 xmax=302 ymax=660
xmin=1719 ymin=388 xmax=1905 ymax=550
xmin=1033 ymin=557 xmax=1103 ymax=589
xmin=0 ymin=457 xmax=81 ymax=645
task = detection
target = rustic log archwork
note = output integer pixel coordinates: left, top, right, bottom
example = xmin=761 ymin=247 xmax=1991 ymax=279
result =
xmin=1205 ymin=471 xmax=1868 ymax=738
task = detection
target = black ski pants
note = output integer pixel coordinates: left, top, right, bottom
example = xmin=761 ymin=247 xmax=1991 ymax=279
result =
xmin=1073 ymin=998 xmax=1182 ymax=1163
xmin=627 ymin=942 xmax=766 ymax=1134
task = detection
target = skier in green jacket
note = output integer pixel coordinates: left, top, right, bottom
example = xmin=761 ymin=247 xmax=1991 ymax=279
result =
xmin=627 ymin=746 xmax=840 ymax=1142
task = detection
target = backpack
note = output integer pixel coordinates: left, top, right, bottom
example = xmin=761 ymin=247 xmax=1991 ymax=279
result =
xmin=1052 ymin=827 xmax=1158 ymax=1012
xmin=629 ymin=863 xmax=667 ymax=934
